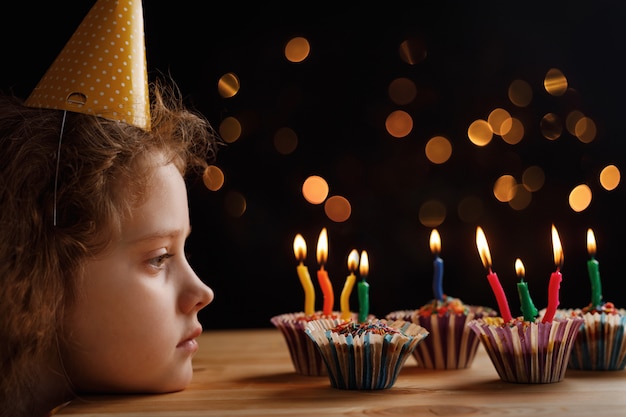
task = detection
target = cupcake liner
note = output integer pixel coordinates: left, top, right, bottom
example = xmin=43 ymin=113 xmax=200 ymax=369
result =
xmin=561 ymin=309 xmax=626 ymax=371
xmin=468 ymin=317 xmax=584 ymax=383
xmin=270 ymin=312 xmax=332 ymax=376
xmin=304 ymin=318 xmax=429 ymax=390
xmin=386 ymin=305 xmax=496 ymax=369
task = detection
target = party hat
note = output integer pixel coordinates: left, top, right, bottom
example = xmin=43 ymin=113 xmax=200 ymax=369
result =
xmin=25 ymin=0 xmax=151 ymax=130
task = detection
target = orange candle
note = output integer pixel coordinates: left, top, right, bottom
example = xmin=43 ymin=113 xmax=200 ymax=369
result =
xmin=476 ymin=227 xmax=513 ymax=323
xmin=340 ymin=249 xmax=359 ymax=321
xmin=316 ymin=227 xmax=334 ymax=316
xmin=542 ymin=224 xmax=563 ymax=323
xmin=293 ymin=233 xmax=315 ymax=317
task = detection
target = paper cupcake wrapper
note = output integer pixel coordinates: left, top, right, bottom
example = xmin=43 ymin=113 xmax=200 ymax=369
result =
xmin=561 ymin=309 xmax=626 ymax=371
xmin=304 ymin=319 xmax=429 ymax=390
xmin=468 ymin=317 xmax=584 ymax=383
xmin=270 ymin=312 xmax=332 ymax=376
xmin=386 ymin=306 xmax=496 ymax=369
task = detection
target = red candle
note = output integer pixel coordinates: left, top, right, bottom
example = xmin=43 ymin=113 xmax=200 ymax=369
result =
xmin=542 ymin=224 xmax=563 ymax=323
xmin=476 ymin=227 xmax=513 ymax=323
xmin=316 ymin=227 xmax=334 ymax=316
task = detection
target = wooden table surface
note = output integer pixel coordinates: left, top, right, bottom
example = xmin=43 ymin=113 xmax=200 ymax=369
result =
xmin=57 ymin=327 xmax=626 ymax=416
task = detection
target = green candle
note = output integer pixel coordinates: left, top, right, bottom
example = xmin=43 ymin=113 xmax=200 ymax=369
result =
xmin=357 ymin=250 xmax=370 ymax=323
xmin=515 ymin=258 xmax=538 ymax=321
xmin=587 ymin=229 xmax=603 ymax=307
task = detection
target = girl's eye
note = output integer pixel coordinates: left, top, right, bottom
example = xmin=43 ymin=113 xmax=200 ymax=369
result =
xmin=149 ymin=253 xmax=174 ymax=268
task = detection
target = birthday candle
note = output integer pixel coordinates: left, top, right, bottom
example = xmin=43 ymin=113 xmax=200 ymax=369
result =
xmin=542 ymin=224 xmax=563 ymax=323
xmin=430 ymin=229 xmax=444 ymax=301
xmin=358 ymin=250 xmax=370 ymax=323
xmin=340 ymin=249 xmax=359 ymax=321
xmin=515 ymin=258 xmax=538 ymax=322
xmin=293 ymin=234 xmax=315 ymax=317
xmin=476 ymin=227 xmax=513 ymax=323
xmin=316 ymin=227 xmax=334 ymax=316
xmin=586 ymin=228 xmax=603 ymax=308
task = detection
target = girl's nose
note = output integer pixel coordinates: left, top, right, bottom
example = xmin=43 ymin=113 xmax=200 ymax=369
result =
xmin=180 ymin=266 xmax=214 ymax=314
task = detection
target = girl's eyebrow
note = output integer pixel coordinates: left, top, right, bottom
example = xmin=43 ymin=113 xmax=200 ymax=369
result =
xmin=128 ymin=226 xmax=191 ymax=244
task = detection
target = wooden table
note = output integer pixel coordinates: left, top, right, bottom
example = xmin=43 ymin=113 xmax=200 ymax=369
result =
xmin=57 ymin=328 xmax=626 ymax=416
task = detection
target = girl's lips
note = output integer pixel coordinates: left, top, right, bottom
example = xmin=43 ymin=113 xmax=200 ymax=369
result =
xmin=176 ymin=337 xmax=199 ymax=353
xmin=177 ymin=327 xmax=202 ymax=351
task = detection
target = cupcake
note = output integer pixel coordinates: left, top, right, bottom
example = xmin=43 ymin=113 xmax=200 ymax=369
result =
xmin=548 ymin=303 xmax=626 ymax=371
xmin=468 ymin=315 xmax=584 ymax=383
xmin=553 ymin=228 xmax=626 ymax=371
xmin=304 ymin=318 xmax=429 ymax=389
xmin=469 ymin=225 xmax=585 ymax=383
xmin=270 ymin=311 xmax=337 ymax=376
xmin=275 ymin=232 xmax=375 ymax=376
xmin=386 ymin=296 xmax=496 ymax=369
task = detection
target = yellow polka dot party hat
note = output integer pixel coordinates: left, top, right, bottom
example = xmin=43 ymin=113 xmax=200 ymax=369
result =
xmin=25 ymin=0 xmax=150 ymax=131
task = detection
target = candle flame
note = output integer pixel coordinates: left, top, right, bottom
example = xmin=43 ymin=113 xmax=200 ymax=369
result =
xmin=515 ymin=258 xmax=525 ymax=279
xmin=587 ymin=228 xmax=597 ymax=257
xmin=551 ymin=224 xmax=564 ymax=269
xmin=347 ymin=249 xmax=359 ymax=272
xmin=293 ymin=234 xmax=307 ymax=262
xmin=476 ymin=226 xmax=492 ymax=270
xmin=430 ymin=229 xmax=441 ymax=255
xmin=316 ymin=227 xmax=328 ymax=266
xmin=359 ymin=250 xmax=369 ymax=278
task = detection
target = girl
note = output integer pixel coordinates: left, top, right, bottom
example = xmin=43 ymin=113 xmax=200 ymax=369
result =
xmin=0 ymin=80 xmax=219 ymax=416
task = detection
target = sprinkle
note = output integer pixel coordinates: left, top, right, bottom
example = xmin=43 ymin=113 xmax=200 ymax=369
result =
xmin=331 ymin=320 xmax=401 ymax=337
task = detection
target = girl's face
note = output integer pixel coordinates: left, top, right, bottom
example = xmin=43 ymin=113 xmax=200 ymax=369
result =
xmin=60 ymin=160 xmax=214 ymax=394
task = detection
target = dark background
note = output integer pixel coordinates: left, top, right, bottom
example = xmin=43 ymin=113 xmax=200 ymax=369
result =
xmin=2 ymin=1 xmax=625 ymax=329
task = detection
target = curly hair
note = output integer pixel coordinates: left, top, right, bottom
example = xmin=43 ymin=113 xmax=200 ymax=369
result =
xmin=0 ymin=78 xmax=219 ymax=416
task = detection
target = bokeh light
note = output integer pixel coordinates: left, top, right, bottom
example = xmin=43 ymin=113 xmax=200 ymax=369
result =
xmin=575 ymin=117 xmax=597 ymax=143
xmin=302 ymin=176 xmax=329 ymax=204
xmin=544 ymin=68 xmax=568 ymax=96
xmin=522 ymin=166 xmax=545 ymax=192
xmin=540 ymin=113 xmax=563 ymax=141
xmin=569 ymin=184 xmax=592 ymax=212
xmin=398 ymin=36 xmax=427 ymax=65
xmin=488 ymin=108 xmax=512 ymax=136
xmin=493 ymin=175 xmax=517 ymax=202
xmin=324 ymin=195 xmax=352 ymax=222
xmin=500 ymin=117 xmax=524 ymax=144
xmin=217 ymin=72 xmax=240 ymax=98
xmin=599 ymin=165 xmax=620 ymax=191
xmin=273 ymin=127 xmax=298 ymax=155
xmin=385 ymin=110 xmax=413 ymax=138
xmin=388 ymin=77 xmax=417 ymax=105
xmin=284 ymin=37 xmax=310 ymax=63
xmin=425 ymin=135 xmax=452 ymax=164
xmin=418 ymin=199 xmax=446 ymax=227
xmin=508 ymin=79 xmax=533 ymax=107
xmin=202 ymin=165 xmax=225 ymax=191
xmin=508 ymin=184 xmax=532 ymax=210
xmin=218 ymin=116 xmax=242 ymax=144
xmin=468 ymin=119 xmax=493 ymax=146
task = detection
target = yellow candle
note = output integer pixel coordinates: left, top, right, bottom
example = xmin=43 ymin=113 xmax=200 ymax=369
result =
xmin=340 ymin=249 xmax=359 ymax=321
xmin=293 ymin=233 xmax=315 ymax=317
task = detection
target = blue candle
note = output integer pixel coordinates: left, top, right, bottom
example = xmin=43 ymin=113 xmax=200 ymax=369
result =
xmin=430 ymin=229 xmax=444 ymax=301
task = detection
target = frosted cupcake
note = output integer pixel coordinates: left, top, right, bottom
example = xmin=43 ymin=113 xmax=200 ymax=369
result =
xmin=468 ymin=316 xmax=584 ymax=383
xmin=548 ymin=303 xmax=626 ymax=371
xmin=557 ymin=228 xmax=626 ymax=370
xmin=270 ymin=311 xmax=337 ymax=376
xmin=386 ymin=296 xmax=496 ymax=369
xmin=304 ymin=318 xmax=429 ymax=390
